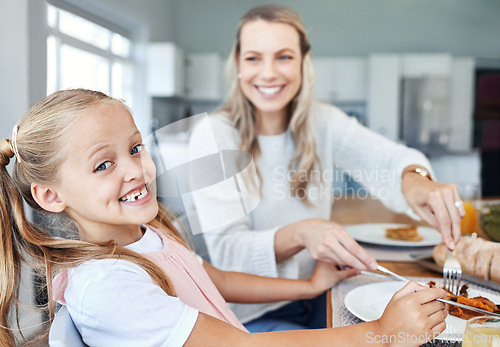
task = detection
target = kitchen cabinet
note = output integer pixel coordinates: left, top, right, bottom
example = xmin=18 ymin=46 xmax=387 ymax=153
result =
xmin=313 ymin=57 xmax=367 ymax=102
xmin=147 ymin=42 xmax=185 ymax=97
xmin=367 ymin=54 xmax=401 ymax=141
xmin=367 ymin=53 xmax=474 ymax=150
xmin=185 ymin=52 xmax=224 ymax=101
xmin=449 ymin=58 xmax=475 ymax=151
xmin=429 ymin=152 xmax=480 ymax=186
xmin=402 ymin=54 xmax=452 ymax=77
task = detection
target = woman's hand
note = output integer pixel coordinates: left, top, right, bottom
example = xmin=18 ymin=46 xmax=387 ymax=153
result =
xmin=402 ymin=169 xmax=464 ymax=250
xmin=375 ymin=281 xmax=447 ymax=346
xmin=308 ymin=262 xmax=359 ymax=295
xmin=276 ymin=218 xmax=378 ymax=270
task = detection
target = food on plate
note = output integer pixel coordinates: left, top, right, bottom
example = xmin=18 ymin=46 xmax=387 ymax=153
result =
xmin=428 ymin=281 xmax=499 ymax=320
xmin=480 ymin=204 xmax=500 ymax=241
xmin=433 ymin=235 xmax=500 ymax=283
xmin=385 ymin=225 xmax=423 ymax=242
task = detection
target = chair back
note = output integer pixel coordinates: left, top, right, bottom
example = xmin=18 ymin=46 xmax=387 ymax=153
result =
xmin=49 ymin=306 xmax=88 ymax=347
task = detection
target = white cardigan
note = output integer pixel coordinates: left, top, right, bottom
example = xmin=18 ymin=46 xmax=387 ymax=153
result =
xmin=188 ymin=101 xmax=433 ymax=323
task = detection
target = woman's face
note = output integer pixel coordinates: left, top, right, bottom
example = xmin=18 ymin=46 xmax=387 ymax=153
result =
xmin=238 ymin=20 xmax=303 ymax=121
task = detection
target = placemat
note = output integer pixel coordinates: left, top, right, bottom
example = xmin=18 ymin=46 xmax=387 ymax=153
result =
xmin=331 ymin=275 xmax=500 ymax=347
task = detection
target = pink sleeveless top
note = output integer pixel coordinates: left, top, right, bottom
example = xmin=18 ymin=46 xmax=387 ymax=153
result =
xmin=53 ymin=225 xmax=247 ymax=332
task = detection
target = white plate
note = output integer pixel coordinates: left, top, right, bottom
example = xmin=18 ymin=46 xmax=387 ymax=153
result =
xmin=345 ymin=223 xmax=441 ymax=247
xmin=344 ymin=281 xmax=500 ymax=341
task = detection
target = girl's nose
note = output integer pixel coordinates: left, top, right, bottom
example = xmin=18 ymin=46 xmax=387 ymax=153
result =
xmin=123 ymin=157 xmax=146 ymax=182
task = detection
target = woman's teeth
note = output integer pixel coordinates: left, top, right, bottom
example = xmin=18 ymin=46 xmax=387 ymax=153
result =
xmin=258 ymin=86 xmax=282 ymax=95
xmin=119 ymin=186 xmax=148 ymax=202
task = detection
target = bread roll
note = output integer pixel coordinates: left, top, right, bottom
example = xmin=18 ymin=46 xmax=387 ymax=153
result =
xmin=474 ymin=241 xmax=498 ymax=280
xmin=490 ymin=251 xmax=500 ymax=283
xmin=432 ymin=236 xmax=500 ymax=284
xmin=462 ymin=237 xmax=485 ymax=275
xmin=432 ymin=242 xmax=449 ymax=268
xmin=452 ymin=236 xmax=475 ymax=274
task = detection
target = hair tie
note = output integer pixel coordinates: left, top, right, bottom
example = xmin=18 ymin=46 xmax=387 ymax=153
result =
xmin=11 ymin=125 xmax=21 ymax=164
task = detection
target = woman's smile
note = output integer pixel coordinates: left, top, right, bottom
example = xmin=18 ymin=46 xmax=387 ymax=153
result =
xmin=255 ymin=85 xmax=286 ymax=98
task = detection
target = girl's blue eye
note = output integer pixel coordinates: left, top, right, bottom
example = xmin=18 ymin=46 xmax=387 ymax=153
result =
xmin=131 ymin=144 xmax=144 ymax=155
xmin=96 ymin=161 xmax=112 ymax=172
xmin=278 ymin=55 xmax=292 ymax=60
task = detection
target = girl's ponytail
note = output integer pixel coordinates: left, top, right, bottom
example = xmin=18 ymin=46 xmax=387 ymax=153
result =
xmin=0 ymin=138 xmax=26 ymax=346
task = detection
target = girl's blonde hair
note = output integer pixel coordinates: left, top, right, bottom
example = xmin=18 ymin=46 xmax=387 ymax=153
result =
xmin=0 ymin=89 xmax=188 ymax=345
xmin=222 ymin=5 xmax=320 ymax=201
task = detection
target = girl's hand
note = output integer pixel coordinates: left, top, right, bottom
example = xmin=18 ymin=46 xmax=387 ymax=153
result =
xmin=295 ymin=218 xmax=378 ymax=270
xmin=308 ymin=262 xmax=359 ymax=295
xmin=375 ymin=281 xmax=447 ymax=346
xmin=402 ymin=171 xmax=464 ymax=250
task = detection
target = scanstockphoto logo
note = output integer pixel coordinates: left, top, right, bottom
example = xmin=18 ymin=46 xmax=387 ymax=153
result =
xmin=143 ymin=113 xmax=260 ymax=235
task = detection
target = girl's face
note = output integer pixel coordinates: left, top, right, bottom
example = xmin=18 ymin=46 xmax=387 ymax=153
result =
xmin=55 ymin=102 xmax=158 ymax=243
xmin=238 ymin=20 xmax=303 ymax=122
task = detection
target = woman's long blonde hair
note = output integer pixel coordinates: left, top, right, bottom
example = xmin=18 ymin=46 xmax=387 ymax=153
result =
xmin=222 ymin=5 xmax=320 ymax=201
xmin=0 ymin=89 xmax=189 ymax=345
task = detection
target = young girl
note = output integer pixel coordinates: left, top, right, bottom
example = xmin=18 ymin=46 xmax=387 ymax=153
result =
xmin=0 ymin=89 xmax=446 ymax=346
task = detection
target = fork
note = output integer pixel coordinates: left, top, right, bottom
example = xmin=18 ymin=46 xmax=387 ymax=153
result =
xmin=442 ymin=250 xmax=462 ymax=296
xmin=374 ymin=265 xmax=500 ymax=317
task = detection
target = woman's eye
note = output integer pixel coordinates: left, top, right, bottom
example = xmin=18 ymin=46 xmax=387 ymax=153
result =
xmin=96 ymin=161 xmax=112 ymax=172
xmin=245 ymin=56 xmax=258 ymax=62
xmin=131 ymin=144 xmax=144 ymax=155
xmin=278 ymin=55 xmax=292 ymax=60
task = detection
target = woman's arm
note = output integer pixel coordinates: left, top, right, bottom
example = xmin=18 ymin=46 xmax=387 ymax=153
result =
xmin=401 ymin=165 xmax=464 ymax=250
xmin=275 ymin=218 xmax=378 ymax=270
xmin=184 ymin=282 xmax=447 ymax=347
xmin=203 ymin=260 xmax=358 ymax=303
xmin=321 ymin=104 xmax=461 ymax=250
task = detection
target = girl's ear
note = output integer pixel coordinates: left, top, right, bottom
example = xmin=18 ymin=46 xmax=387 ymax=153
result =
xmin=31 ymin=183 xmax=66 ymax=213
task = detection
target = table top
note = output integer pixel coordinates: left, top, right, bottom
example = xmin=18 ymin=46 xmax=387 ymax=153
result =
xmin=327 ymin=196 xmax=500 ymax=346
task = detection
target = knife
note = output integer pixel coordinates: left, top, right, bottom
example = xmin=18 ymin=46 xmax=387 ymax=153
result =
xmin=437 ymin=298 xmax=500 ymax=318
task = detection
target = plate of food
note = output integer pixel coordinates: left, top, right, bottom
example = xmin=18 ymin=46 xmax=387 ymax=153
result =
xmin=344 ymin=280 xmax=500 ymax=341
xmin=345 ymin=223 xmax=441 ymax=247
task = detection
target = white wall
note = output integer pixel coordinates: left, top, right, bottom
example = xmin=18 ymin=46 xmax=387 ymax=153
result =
xmin=0 ymin=0 xmax=42 ymax=338
xmin=97 ymin=0 xmax=176 ymax=42
xmin=171 ymin=0 xmax=500 ymax=57
xmin=0 ymin=0 xmax=29 ymax=142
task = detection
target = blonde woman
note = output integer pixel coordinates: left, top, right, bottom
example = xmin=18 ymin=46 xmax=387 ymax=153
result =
xmin=188 ymin=5 xmax=462 ymax=332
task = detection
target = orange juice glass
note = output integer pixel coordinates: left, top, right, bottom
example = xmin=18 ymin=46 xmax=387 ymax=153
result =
xmin=461 ymin=201 xmax=479 ymax=235
xmin=458 ymin=183 xmax=481 ymax=235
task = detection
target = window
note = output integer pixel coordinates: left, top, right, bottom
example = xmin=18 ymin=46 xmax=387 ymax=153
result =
xmin=46 ymin=4 xmax=134 ymax=107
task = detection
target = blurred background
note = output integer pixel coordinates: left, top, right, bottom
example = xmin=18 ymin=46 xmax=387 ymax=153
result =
xmin=0 ymin=0 xmax=499 ymax=340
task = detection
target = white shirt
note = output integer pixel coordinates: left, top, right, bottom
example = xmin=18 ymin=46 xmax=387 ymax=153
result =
xmin=63 ymin=228 xmax=199 ymax=347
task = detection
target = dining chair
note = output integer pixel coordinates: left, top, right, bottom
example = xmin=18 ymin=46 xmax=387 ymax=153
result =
xmin=48 ymin=305 xmax=88 ymax=347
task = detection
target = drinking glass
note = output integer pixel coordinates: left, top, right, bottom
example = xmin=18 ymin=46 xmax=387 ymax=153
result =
xmin=463 ymin=316 xmax=500 ymax=347
xmin=458 ymin=183 xmax=481 ymax=235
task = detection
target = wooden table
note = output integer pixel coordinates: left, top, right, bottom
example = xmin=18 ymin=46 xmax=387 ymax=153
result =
xmin=326 ymin=196 xmax=439 ymax=328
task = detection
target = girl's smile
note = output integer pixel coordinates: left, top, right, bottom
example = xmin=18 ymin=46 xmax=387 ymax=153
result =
xmin=118 ymin=183 xmax=153 ymax=205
